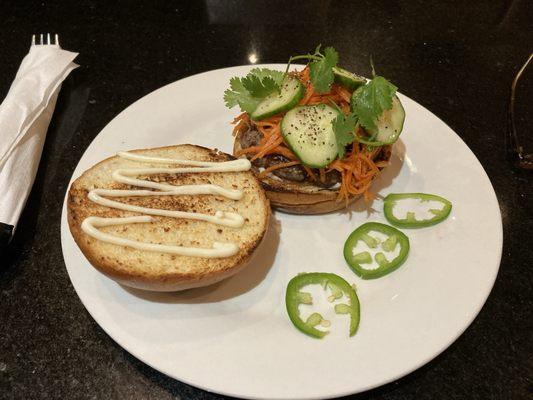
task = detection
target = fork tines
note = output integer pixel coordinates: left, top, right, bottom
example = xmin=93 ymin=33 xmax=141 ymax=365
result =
xmin=32 ymin=33 xmax=60 ymax=46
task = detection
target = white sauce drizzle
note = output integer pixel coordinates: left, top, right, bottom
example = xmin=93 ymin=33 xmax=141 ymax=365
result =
xmin=80 ymin=152 xmax=252 ymax=258
xmin=82 ymin=216 xmax=239 ymax=257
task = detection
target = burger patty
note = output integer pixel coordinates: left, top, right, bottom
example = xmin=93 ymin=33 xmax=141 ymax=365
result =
xmin=240 ymin=128 xmax=263 ymax=148
xmin=264 ymin=154 xmax=307 ymax=182
xmin=238 ymin=126 xmax=349 ymax=188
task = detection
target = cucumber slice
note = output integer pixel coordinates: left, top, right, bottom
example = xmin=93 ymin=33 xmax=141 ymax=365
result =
xmin=368 ymin=95 xmax=405 ymax=144
xmin=280 ymin=104 xmax=340 ymax=168
xmin=351 ymin=94 xmax=406 ymax=145
xmin=250 ymin=76 xmax=305 ymax=121
xmin=333 ymin=67 xmax=366 ymax=91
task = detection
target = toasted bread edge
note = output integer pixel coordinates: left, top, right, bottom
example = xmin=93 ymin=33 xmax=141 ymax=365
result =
xmin=67 ymin=144 xmax=270 ymax=292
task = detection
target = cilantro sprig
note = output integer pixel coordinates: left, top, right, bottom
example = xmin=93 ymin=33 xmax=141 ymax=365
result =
xmin=351 ymin=76 xmax=397 ymax=132
xmin=331 ymin=74 xmax=398 ymax=155
xmin=332 ymin=111 xmax=359 ymax=158
xmin=224 ymin=46 xmax=400 ymax=161
xmin=224 ymin=68 xmax=284 ymax=113
xmin=286 ymin=45 xmax=339 ymax=94
xmin=224 ymin=45 xmax=340 ymax=112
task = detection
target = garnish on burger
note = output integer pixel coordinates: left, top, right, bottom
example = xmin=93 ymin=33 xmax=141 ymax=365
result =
xmin=224 ymin=46 xmax=405 ymax=214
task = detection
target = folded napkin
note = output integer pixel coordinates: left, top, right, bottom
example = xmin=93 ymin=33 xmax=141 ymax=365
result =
xmin=0 ymin=39 xmax=78 ymax=246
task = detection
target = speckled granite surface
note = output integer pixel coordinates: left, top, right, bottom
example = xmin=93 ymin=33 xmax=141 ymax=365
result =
xmin=0 ymin=1 xmax=532 ymax=399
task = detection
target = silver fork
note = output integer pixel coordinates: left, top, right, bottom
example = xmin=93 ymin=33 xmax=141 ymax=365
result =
xmin=31 ymin=33 xmax=60 ymax=46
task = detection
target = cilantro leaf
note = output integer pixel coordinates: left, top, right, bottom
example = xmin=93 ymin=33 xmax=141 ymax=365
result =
xmin=351 ymin=76 xmax=397 ymax=131
xmin=223 ymin=68 xmax=284 ymax=113
xmin=249 ymin=68 xmax=284 ymax=86
xmin=223 ymin=77 xmax=261 ymax=113
xmin=332 ymin=111 xmax=358 ymax=158
xmin=309 ymin=46 xmax=339 ymax=94
xmin=242 ymin=74 xmax=279 ymax=97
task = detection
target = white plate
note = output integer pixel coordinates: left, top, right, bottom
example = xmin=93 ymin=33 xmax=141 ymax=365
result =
xmin=60 ymin=65 xmax=502 ymax=399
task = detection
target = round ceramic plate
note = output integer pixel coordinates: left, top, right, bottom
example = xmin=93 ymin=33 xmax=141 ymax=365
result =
xmin=60 ymin=65 xmax=502 ymax=399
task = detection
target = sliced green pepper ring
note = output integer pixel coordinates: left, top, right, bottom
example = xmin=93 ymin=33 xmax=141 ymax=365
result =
xmin=344 ymin=222 xmax=410 ymax=279
xmin=285 ymin=272 xmax=360 ymax=339
xmin=384 ymin=193 xmax=452 ymax=228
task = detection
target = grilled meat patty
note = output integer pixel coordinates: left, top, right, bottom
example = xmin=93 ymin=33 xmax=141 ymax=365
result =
xmin=264 ymin=154 xmax=307 ymax=182
xmin=238 ymin=125 xmax=359 ymax=188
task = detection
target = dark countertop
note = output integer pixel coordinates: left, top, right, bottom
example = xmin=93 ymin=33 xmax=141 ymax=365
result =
xmin=0 ymin=1 xmax=531 ymax=399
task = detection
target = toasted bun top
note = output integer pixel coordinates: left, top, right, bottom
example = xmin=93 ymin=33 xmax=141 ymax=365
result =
xmin=67 ymin=144 xmax=270 ymax=290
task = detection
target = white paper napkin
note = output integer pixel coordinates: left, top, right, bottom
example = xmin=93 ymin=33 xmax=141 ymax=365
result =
xmin=0 ymin=41 xmax=78 ymax=242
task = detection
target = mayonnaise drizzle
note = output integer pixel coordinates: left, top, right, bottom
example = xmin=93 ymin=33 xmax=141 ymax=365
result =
xmin=111 ymin=171 xmax=243 ymax=199
xmin=117 ymin=151 xmax=251 ymax=169
xmin=82 ymin=216 xmax=238 ymax=258
xmin=80 ymin=151 xmax=252 ymax=258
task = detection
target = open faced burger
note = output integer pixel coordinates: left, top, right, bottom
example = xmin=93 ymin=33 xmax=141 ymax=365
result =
xmin=224 ymin=46 xmax=405 ymax=214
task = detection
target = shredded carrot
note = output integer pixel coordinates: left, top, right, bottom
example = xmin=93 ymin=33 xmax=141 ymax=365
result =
xmin=328 ymin=145 xmax=382 ymax=202
xmin=303 ymin=165 xmax=317 ymax=181
xmin=333 ymin=84 xmax=352 ymax=103
xmin=319 ymin=168 xmax=326 ymax=183
xmin=232 ymin=66 xmax=385 ymax=201
xmin=232 ymin=112 xmax=248 ymax=125
xmin=232 ymin=112 xmax=250 ymax=136
xmin=251 ymin=126 xmax=283 ymax=160
xmin=258 ymin=161 xmax=301 ymax=178
xmin=300 ymin=86 xmax=315 ymax=105
xmin=374 ymin=160 xmax=391 ymax=168
xmin=269 ymin=146 xmax=298 ymax=160
xmin=235 ymin=145 xmax=262 ymax=157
